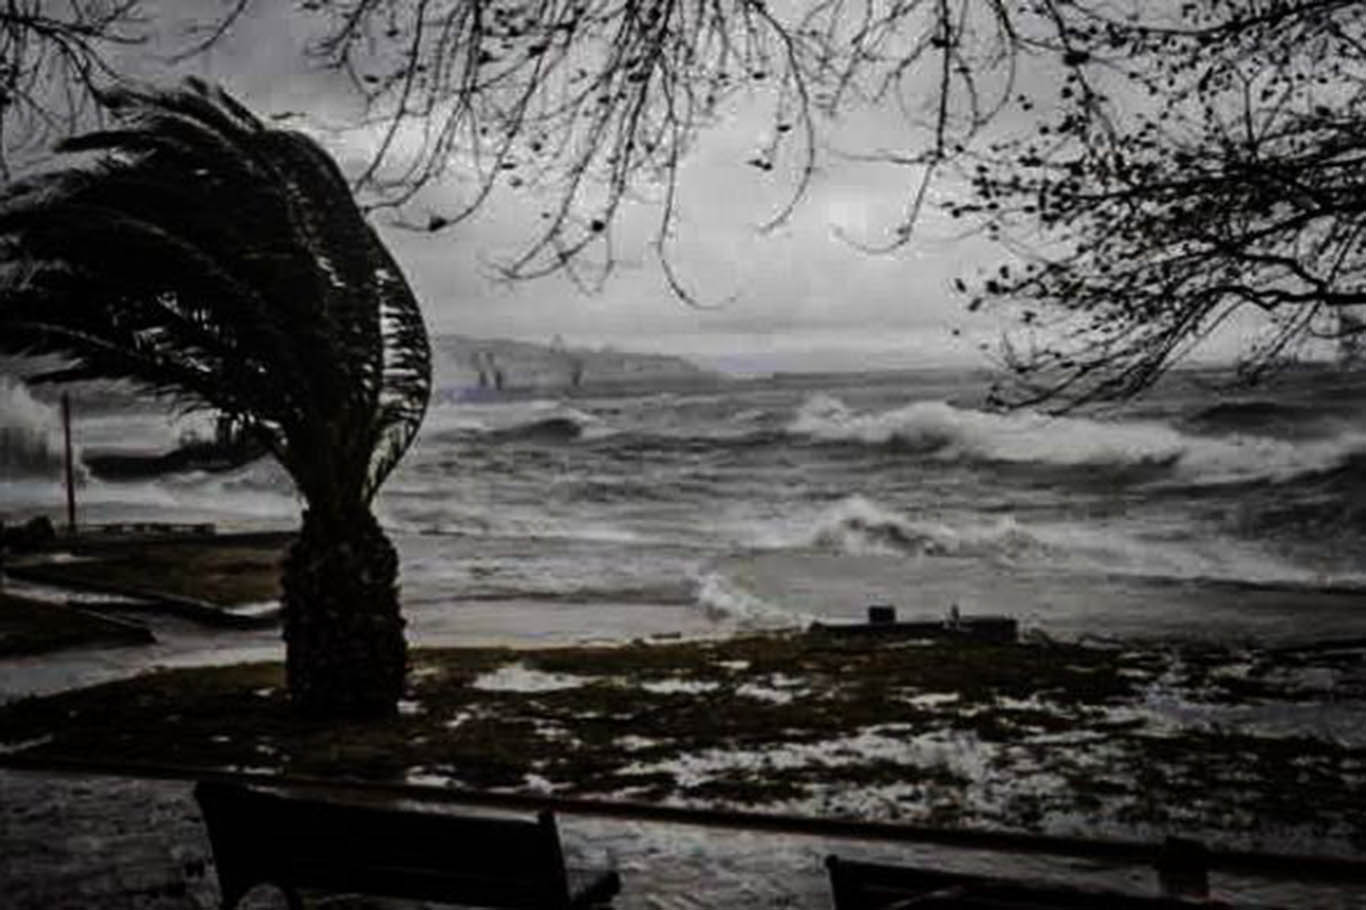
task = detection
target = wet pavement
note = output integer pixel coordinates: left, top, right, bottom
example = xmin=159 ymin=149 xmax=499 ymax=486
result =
xmin=0 ymin=768 xmax=1157 ymax=910
xmin=6 ymin=768 xmax=1366 ymax=909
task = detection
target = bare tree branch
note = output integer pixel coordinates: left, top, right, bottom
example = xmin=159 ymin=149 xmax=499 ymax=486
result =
xmin=959 ymin=0 xmax=1366 ymax=409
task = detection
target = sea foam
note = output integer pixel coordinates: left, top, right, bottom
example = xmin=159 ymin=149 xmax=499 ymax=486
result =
xmin=801 ymin=494 xmax=1366 ymax=591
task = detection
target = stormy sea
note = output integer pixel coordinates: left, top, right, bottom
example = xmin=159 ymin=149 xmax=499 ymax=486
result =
xmin=5 ymin=358 xmax=1366 ymax=649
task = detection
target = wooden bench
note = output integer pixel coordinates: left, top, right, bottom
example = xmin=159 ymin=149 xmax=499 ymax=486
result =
xmin=825 ymin=855 xmax=1240 ymax=909
xmin=194 ymin=780 xmax=621 ymax=910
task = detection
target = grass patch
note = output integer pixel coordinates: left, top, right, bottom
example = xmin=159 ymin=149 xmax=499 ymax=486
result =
xmin=2 ymin=633 xmax=1364 ymax=852
xmin=14 ymin=534 xmax=290 ymax=607
xmin=0 ymin=592 xmax=150 ymax=656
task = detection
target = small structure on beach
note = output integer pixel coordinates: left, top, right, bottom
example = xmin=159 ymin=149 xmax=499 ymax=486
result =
xmin=808 ymin=605 xmax=1018 ymax=643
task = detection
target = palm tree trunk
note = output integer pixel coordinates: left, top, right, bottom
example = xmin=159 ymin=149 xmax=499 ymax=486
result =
xmin=281 ymin=508 xmax=407 ymax=718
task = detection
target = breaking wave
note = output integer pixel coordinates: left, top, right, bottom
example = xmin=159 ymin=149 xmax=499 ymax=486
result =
xmin=788 ymin=394 xmax=1366 ymax=486
xmin=806 ymin=495 xmax=1042 ymax=560
xmin=489 ymin=415 xmax=587 ymax=442
xmin=802 ymin=494 xmax=1366 ymax=591
xmin=457 ymin=581 xmax=696 ymax=605
xmin=424 ymin=400 xmax=612 ymax=442
xmin=376 ymin=502 xmax=646 ymax=545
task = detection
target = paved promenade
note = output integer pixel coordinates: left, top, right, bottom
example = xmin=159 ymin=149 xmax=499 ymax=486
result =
xmin=6 ymin=768 xmax=1366 ymax=909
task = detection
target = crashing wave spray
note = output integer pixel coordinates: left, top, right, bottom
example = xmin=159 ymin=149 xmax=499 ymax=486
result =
xmin=0 ymin=376 xmax=67 ymax=479
xmin=693 ymin=571 xmax=812 ymax=630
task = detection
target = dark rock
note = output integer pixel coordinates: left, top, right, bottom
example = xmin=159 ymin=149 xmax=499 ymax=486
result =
xmin=1 ymin=516 xmax=56 ymax=552
xmin=867 ymin=604 xmax=897 ymax=624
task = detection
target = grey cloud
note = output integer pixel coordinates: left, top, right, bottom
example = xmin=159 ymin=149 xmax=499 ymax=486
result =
xmin=108 ymin=3 xmax=1004 ymax=371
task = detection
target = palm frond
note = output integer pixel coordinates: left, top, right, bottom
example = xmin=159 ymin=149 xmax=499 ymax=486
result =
xmin=363 ymin=226 xmax=432 ymax=500
xmin=0 ymin=79 xmax=431 ymax=514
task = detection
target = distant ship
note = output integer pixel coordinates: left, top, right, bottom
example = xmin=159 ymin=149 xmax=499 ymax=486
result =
xmin=1339 ymin=308 xmax=1364 ymax=369
xmin=455 ymin=350 xmax=508 ymax=402
xmin=458 ymin=340 xmax=585 ymax=400
xmin=474 ymin=350 xmax=505 ymax=391
xmin=551 ymin=335 xmax=585 ymax=391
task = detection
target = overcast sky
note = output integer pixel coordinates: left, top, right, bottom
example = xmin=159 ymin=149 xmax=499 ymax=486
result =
xmin=0 ymin=2 xmax=1066 ymax=381
xmin=105 ymin=1 xmax=1031 ymax=375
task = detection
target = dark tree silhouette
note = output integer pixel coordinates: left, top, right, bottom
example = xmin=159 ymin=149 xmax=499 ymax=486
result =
xmin=0 ymin=79 xmax=431 ymax=719
xmin=954 ymin=1 xmax=1366 ymax=409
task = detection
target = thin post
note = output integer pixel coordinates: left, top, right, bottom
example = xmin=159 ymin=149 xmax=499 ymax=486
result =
xmin=1157 ymin=836 xmax=1210 ymax=899
xmin=61 ymin=392 xmax=75 ymax=534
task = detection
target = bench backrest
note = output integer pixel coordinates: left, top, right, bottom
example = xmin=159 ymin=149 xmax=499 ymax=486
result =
xmin=195 ymin=781 xmax=574 ymax=910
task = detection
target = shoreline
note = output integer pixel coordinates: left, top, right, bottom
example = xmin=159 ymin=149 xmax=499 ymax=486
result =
xmin=4 ymin=630 xmax=1366 ymax=860
xmin=6 ymin=521 xmax=1366 ymax=696
xmin=4 ymin=526 xmax=1366 ymax=904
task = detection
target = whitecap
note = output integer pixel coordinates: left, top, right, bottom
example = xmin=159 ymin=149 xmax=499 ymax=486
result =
xmin=787 ymin=394 xmax=1366 ymax=486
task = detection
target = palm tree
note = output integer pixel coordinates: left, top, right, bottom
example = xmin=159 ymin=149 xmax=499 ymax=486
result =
xmin=0 ymin=79 xmax=431 ymax=719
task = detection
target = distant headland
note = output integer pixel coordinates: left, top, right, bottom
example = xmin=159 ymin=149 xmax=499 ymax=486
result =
xmin=433 ymin=334 xmax=720 ymax=396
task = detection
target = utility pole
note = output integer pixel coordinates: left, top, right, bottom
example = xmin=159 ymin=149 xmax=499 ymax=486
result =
xmin=61 ymin=392 xmax=76 ymax=534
